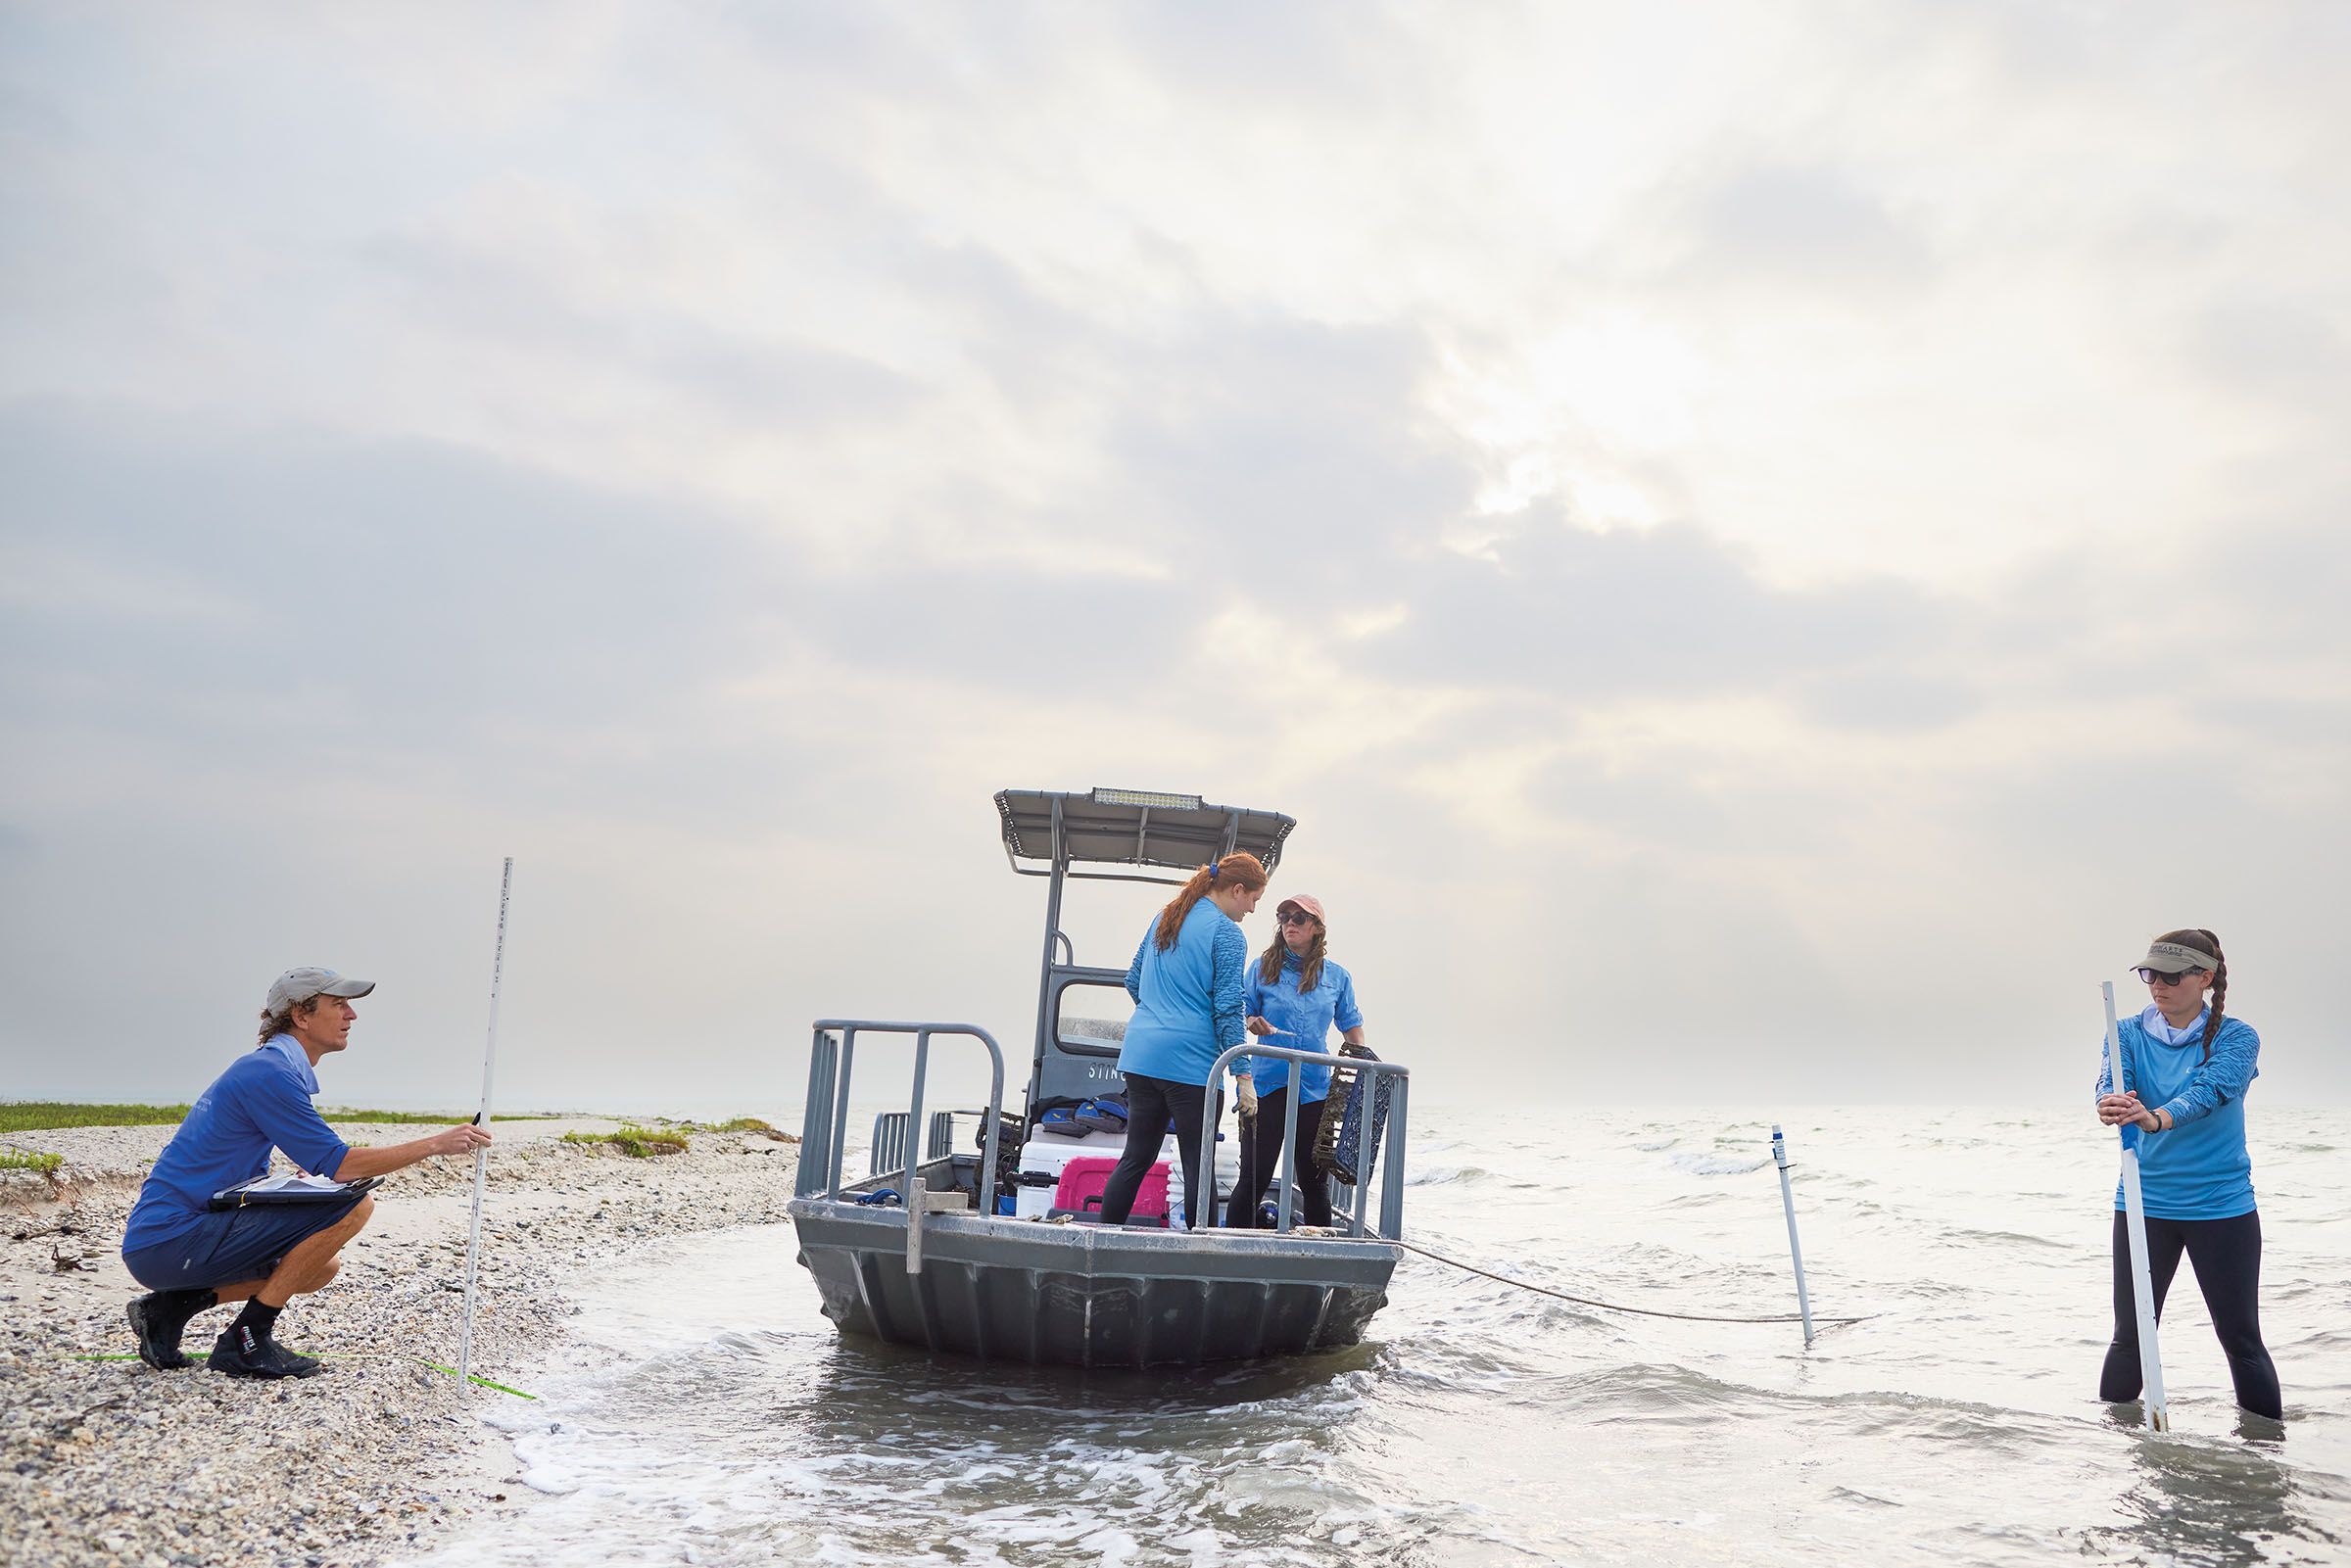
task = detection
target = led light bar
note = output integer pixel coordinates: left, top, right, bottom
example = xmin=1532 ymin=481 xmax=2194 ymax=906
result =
xmin=1090 ymin=786 xmax=1202 ymax=811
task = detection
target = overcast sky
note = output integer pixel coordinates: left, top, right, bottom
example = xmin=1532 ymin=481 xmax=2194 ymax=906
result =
xmin=3 ymin=2 xmax=2345 ymax=1117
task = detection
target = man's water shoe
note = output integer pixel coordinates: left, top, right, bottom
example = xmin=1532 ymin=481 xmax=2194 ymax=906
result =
xmin=207 ymin=1322 xmax=323 ymax=1379
xmin=126 ymin=1288 xmax=216 ymax=1370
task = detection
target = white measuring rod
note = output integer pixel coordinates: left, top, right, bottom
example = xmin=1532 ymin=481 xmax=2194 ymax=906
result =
xmin=2103 ymin=979 xmax=2169 ymax=1433
xmin=457 ymin=857 xmax=513 ymax=1392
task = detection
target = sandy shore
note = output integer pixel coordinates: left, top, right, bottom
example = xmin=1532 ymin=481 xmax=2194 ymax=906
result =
xmin=0 ymin=1119 xmax=799 ymax=1568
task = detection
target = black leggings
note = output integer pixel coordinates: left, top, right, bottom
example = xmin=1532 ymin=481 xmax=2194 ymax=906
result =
xmin=1098 ymin=1072 xmax=1211 ymax=1227
xmin=2099 ymin=1209 xmax=2281 ymax=1420
xmin=1225 ymin=1089 xmax=1331 ymax=1229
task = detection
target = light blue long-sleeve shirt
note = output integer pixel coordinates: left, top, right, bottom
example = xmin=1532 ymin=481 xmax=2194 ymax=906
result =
xmin=1238 ymin=952 xmax=1363 ymax=1099
xmin=1119 ymin=899 xmax=1248 ymax=1086
xmin=2094 ymin=1007 xmax=2260 ymax=1220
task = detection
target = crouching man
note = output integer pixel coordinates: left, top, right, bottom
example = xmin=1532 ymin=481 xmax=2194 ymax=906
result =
xmin=119 ymin=968 xmax=493 ymax=1379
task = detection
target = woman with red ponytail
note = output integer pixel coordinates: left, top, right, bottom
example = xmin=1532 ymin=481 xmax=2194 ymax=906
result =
xmin=1097 ymin=853 xmax=1269 ymax=1227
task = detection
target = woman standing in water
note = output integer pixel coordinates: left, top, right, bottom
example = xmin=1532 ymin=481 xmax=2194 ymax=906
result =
xmin=2094 ymin=928 xmax=2281 ymax=1421
xmin=1225 ymin=894 xmax=1365 ymax=1230
xmin=1098 ymin=853 xmax=1268 ymax=1228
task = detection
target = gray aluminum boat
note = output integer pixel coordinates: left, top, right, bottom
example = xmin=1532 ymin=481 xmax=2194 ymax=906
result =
xmin=787 ymin=786 xmax=1410 ymax=1368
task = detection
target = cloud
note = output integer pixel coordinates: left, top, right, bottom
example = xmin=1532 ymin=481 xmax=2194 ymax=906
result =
xmin=2 ymin=2 xmax=2349 ymax=1113
xmin=0 ymin=408 xmax=764 ymax=761
xmin=2186 ymin=298 xmax=2351 ymax=407
xmin=1350 ymin=516 xmax=1945 ymax=702
xmin=1688 ymin=165 xmax=1929 ymax=290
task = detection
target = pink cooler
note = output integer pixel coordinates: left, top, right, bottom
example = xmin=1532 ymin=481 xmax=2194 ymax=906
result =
xmin=1055 ymin=1157 xmax=1169 ymax=1223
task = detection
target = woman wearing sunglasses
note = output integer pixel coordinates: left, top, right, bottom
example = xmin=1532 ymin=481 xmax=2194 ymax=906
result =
xmin=1223 ymin=894 xmax=1365 ymax=1230
xmin=1099 ymin=853 xmax=1270 ymax=1229
xmin=2093 ymin=928 xmax=2280 ymax=1422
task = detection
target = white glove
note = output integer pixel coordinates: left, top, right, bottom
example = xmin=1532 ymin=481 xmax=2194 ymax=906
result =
xmin=1235 ymin=1075 xmax=1259 ymax=1120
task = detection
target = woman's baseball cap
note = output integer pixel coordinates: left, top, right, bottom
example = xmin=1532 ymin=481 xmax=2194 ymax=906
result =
xmin=1275 ymin=894 xmax=1326 ymax=923
xmin=265 ymin=968 xmax=376 ymax=1012
xmin=2133 ymin=939 xmax=2217 ymax=974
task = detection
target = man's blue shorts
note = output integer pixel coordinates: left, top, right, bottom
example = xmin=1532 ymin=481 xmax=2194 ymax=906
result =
xmin=120 ymin=1195 xmax=368 ymax=1293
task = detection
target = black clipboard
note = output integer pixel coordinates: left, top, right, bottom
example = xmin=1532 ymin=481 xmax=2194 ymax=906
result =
xmin=208 ymin=1174 xmax=381 ymax=1211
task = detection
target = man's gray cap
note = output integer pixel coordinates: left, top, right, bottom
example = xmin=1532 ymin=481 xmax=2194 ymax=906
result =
xmin=265 ymin=968 xmax=376 ymax=1014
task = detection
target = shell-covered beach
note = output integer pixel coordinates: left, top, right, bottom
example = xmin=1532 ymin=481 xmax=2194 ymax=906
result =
xmin=0 ymin=1120 xmax=797 ymax=1568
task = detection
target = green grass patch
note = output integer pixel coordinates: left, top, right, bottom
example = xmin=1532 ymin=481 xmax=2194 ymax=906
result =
xmin=322 ymin=1109 xmax=554 ymax=1124
xmin=0 ymin=1103 xmax=190 ymax=1133
xmin=0 ymin=1148 xmax=65 ymax=1175
xmin=561 ymin=1124 xmax=690 ymax=1158
xmin=687 ymin=1117 xmax=793 ymax=1138
xmin=0 ymin=1101 xmax=553 ymax=1134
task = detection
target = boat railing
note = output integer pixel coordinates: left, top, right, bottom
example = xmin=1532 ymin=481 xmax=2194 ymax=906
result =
xmin=797 ymin=1020 xmax=1007 ymax=1214
xmin=870 ymin=1109 xmax=957 ymax=1178
xmin=1199 ymin=1043 xmax=1409 ymax=1240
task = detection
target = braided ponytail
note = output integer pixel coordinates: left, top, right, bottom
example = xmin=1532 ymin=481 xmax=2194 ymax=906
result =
xmin=1154 ymin=853 xmax=1269 ymax=950
xmin=2195 ymin=927 xmax=2228 ymax=1056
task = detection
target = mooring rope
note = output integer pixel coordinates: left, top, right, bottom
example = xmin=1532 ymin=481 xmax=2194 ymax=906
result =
xmin=1387 ymin=1236 xmax=1878 ymax=1327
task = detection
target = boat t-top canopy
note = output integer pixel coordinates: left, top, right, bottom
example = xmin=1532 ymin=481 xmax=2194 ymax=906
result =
xmin=995 ymin=786 xmax=1294 ymax=887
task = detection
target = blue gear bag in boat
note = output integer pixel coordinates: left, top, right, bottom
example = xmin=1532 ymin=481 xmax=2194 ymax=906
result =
xmin=1075 ymin=1096 xmax=1128 ymax=1135
xmin=1035 ymin=1104 xmax=1086 ymax=1137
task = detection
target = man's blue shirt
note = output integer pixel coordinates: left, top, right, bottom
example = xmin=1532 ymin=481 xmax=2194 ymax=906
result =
xmin=1238 ymin=952 xmax=1363 ymax=1099
xmin=2094 ymin=1007 xmax=2260 ymax=1220
xmin=121 ymin=1035 xmax=352 ymax=1256
xmin=1120 ymin=899 xmax=1249 ymax=1086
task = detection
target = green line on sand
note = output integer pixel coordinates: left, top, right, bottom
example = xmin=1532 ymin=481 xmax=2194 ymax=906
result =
xmin=68 ymin=1352 xmax=536 ymax=1399
xmin=1 ymin=1102 xmax=556 ymax=1132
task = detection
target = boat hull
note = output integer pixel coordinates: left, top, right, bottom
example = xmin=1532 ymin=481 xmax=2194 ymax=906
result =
xmin=788 ymin=1198 xmax=1397 ymax=1368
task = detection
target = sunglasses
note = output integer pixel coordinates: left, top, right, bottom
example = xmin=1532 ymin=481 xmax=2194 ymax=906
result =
xmin=2135 ymin=968 xmax=2207 ymax=986
xmin=1279 ymin=911 xmax=1319 ymax=927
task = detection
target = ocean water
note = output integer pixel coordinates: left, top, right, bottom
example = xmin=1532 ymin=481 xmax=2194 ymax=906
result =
xmin=414 ymin=1107 xmax=2351 ymax=1566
